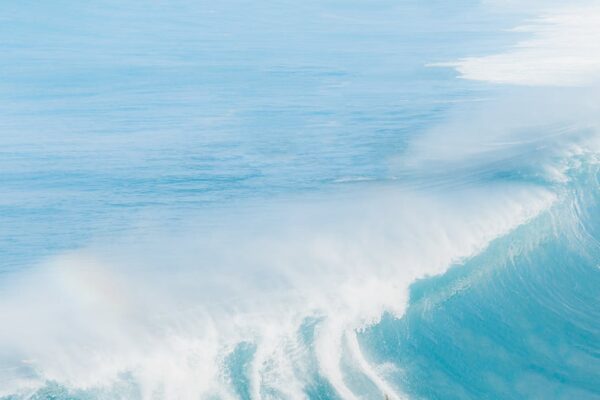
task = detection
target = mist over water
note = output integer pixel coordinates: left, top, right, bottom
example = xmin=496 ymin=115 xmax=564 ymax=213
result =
xmin=1 ymin=1 xmax=599 ymax=399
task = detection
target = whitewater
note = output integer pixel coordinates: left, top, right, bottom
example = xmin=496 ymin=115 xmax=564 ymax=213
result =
xmin=0 ymin=1 xmax=599 ymax=399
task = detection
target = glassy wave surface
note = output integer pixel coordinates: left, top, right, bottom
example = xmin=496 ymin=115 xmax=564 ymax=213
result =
xmin=0 ymin=1 xmax=599 ymax=399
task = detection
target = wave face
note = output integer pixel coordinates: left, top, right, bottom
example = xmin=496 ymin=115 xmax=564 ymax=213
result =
xmin=1 ymin=1 xmax=600 ymax=399
xmin=363 ymin=166 xmax=600 ymax=399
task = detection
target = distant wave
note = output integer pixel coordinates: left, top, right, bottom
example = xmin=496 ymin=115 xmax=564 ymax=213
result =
xmin=432 ymin=4 xmax=600 ymax=86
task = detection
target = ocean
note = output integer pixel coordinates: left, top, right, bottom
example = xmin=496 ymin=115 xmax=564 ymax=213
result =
xmin=0 ymin=0 xmax=599 ymax=399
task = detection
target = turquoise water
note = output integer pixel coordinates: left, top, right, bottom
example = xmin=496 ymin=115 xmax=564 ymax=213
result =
xmin=1 ymin=1 xmax=599 ymax=399
xmin=364 ymin=166 xmax=600 ymax=399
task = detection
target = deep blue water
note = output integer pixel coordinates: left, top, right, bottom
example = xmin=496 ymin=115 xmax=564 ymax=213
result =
xmin=1 ymin=1 xmax=599 ymax=399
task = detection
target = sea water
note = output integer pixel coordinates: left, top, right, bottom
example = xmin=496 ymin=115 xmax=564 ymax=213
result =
xmin=0 ymin=1 xmax=599 ymax=399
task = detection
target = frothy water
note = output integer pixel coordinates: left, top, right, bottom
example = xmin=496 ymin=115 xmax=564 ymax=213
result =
xmin=1 ymin=1 xmax=599 ymax=399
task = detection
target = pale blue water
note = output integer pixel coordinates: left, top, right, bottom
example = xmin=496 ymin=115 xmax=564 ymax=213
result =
xmin=1 ymin=1 xmax=599 ymax=399
xmin=0 ymin=0 xmax=513 ymax=270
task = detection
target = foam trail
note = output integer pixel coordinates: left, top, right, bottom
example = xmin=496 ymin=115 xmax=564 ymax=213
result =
xmin=315 ymin=320 xmax=355 ymax=400
xmin=345 ymin=331 xmax=404 ymax=400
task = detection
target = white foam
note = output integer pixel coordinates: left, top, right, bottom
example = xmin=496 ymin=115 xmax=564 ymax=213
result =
xmin=434 ymin=5 xmax=600 ymax=86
